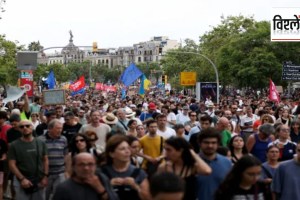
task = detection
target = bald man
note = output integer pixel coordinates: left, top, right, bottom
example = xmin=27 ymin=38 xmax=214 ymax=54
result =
xmin=53 ymin=153 xmax=118 ymax=200
xmin=216 ymin=117 xmax=232 ymax=147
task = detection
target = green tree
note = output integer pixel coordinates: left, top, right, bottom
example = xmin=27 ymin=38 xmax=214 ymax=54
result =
xmin=28 ymin=41 xmax=43 ymax=51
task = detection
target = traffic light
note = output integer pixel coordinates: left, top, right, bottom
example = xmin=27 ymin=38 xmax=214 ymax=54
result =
xmin=162 ymin=75 xmax=168 ymax=84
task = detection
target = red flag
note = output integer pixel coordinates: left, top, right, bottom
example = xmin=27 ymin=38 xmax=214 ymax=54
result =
xmin=69 ymin=76 xmax=85 ymax=91
xmin=269 ymin=79 xmax=280 ymax=103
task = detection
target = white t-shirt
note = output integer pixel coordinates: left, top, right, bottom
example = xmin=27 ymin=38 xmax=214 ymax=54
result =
xmin=167 ymin=112 xmax=176 ymax=127
xmin=176 ymin=113 xmax=190 ymax=125
xmin=241 ymin=114 xmax=259 ymax=132
xmin=157 ymin=127 xmax=176 ymax=139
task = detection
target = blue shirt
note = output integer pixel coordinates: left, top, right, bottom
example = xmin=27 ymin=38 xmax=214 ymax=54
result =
xmin=272 ymin=159 xmax=300 ymax=200
xmin=196 ymin=153 xmax=232 ymax=200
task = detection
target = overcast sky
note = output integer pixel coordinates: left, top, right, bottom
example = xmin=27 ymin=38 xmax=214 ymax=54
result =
xmin=1 ymin=0 xmax=273 ymax=51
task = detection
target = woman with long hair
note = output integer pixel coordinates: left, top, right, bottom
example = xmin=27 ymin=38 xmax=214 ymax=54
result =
xmin=276 ymin=109 xmax=292 ymax=126
xmin=65 ymin=134 xmax=93 ymax=177
xmin=127 ymin=135 xmax=141 ymax=168
xmin=101 ymin=134 xmax=150 ymax=200
xmin=158 ymin=137 xmax=212 ymax=200
xmin=228 ymin=135 xmax=248 ymax=164
xmin=215 ymin=155 xmax=269 ymax=200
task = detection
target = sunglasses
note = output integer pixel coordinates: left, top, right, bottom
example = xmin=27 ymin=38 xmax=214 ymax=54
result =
xmin=19 ymin=124 xmax=31 ymax=129
xmin=75 ymin=139 xmax=85 ymax=143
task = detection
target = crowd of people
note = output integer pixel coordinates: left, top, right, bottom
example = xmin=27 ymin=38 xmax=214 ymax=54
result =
xmin=0 ymin=89 xmax=299 ymax=200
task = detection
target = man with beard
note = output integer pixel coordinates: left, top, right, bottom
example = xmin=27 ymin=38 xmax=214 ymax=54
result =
xmin=196 ymin=127 xmax=232 ymax=200
xmin=8 ymin=120 xmax=48 ymax=200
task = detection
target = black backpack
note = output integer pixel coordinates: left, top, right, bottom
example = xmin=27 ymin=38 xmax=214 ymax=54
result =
xmin=102 ymin=167 xmax=141 ymax=200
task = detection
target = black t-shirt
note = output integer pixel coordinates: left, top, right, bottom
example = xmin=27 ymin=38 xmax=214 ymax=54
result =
xmin=62 ymin=123 xmax=82 ymax=143
xmin=35 ymin=123 xmax=48 ymax=136
xmin=0 ymin=139 xmax=7 ymax=171
xmin=231 ymin=183 xmax=266 ymax=200
xmin=7 ymin=128 xmax=22 ymax=143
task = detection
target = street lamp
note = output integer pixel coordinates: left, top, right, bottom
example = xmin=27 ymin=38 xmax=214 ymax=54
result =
xmin=168 ymin=50 xmax=220 ymax=104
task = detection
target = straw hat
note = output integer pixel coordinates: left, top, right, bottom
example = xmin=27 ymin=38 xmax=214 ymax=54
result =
xmin=125 ymin=107 xmax=136 ymax=118
xmin=102 ymin=113 xmax=118 ymax=125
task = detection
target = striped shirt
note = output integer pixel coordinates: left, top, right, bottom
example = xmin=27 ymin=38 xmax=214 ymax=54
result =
xmin=38 ymin=133 xmax=68 ymax=175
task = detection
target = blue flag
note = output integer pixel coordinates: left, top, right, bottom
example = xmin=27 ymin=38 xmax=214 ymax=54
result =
xmin=120 ymin=63 xmax=143 ymax=87
xmin=139 ymin=74 xmax=145 ymax=96
xmin=46 ymin=70 xmax=56 ymax=89
xmin=121 ymin=88 xmax=126 ymax=99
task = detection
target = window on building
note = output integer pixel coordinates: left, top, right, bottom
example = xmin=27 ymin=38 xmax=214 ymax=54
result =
xmin=144 ymin=57 xmax=147 ymax=62
xmin=138 ymin=57 xmax=141 ymax=62
xmin=106 ymin=59 xmax=109 ymax=64
xmin=150 ymin=50 xmax=152 ymax=55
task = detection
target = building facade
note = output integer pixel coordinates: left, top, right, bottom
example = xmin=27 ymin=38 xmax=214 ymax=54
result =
xmin=38 ymin=36 xmax=178 ymax=68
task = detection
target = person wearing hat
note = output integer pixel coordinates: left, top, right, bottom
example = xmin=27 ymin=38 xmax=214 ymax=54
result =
xmin=205 ymin=103 xmax=215 ymax=118
xmin=125 ymin=107 xmax=143 ymax=126
xmin=139 ymin=102 xmax=159 ymax=124
xmin=102 ymin=113 xmax=121 ymax=135
xmin=176 ymin=105 xmax=190 ymax=125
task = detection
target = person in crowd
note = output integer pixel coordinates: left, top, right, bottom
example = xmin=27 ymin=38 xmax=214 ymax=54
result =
xmin=184 ymin=111 xmax=199 ymax=133
xmin=196 ymin=127 xmax=232 ymax=200
xmin=55 ymin=106 xmax=64 ymax=124
xmin=115 ymin=108 xmax=129 ymax=135
xmin=156 ymin=114 xmax=176 ymax=139
xmin=228 ymin=135 xmax=248 ymax=164
xmin=79 ymin=110 xmax=111 ymax=153
xmin=149 ymin=172 xmax=185 ymax=200
xmin=205 ymin=103 xmax=215 ymax=118
xmin=271 ymin=141 xmax=300 ymax=200
xmin=78 ymin=109 xmax=87 ymax=125
xmin=29 ymin=96 xmax=41 ymax=114
xmin=0 ymin=130 xmax=7 ymax=200
xmin=17 ymin=93 xmax=31 ymax=121
xmin=161 ymin=105 xmax=176 ymax=128
xmin=176 ymin=106 xmax=190 ymax=125
xmin=276 ymin=108 xmax=292 ymax=126
xmin=139 ymin=102 xmax=158 ymax=123
xmin=268 ymin=124 xmax=297 ymax=161
xmin=8 ymin=120 xmax=48 ymax=200
xmin=138 ymin=120 xmax=165 ymax=177
xmin=127 ymin=135 xmax=141 ymax=168
xmin=30 ymin=113 xmax=40 ymax=129
xmin=246 ymin=123 xmax=275 ymax=162
xmin=53 ymin=153 xmax=119 ymax=200
xmin=173 ymin=124 xmax=186 ymax=139
xmin=216 ymin=117 xmax=232 ymax=147
xmin=230 ymin=104 xmax=241 ymax=132
xmin=85 ymin=130 xmax=102 ymax=156
xmin=62 ymin=111 xmax=82 ymax=146
xmin=260 ymin=145 xmax=280 ymax=199
xmin=189 ymin=115 xmax=212 ymax=153
xmin=66 ymin=133 xmax=99 ymax=176
xmin=240 ymin=106 xmax=259 ymax=141
xmin=0 ymin=111 xmax=10 ymax=144
xmin=158 ymin=137 xmax=211 ymax=200
xmin=127 ymin=119 xmax=138 ymax=137
xmin=101 ymin=134 xmax=150 ymax=200
xmin=7 ymin=114 xmax=22 ymax=144
xmin=215 ymin=155 xmax=269 ymax=200
xmin=274 ymin=106 xmax=284 ymax=120
xmin=102 ymin=113 xmax=119 ymax=135
xmin=136 ymin=125 xmax=146 ymax=138
xmin=38 ymin=119 xmax=68 ymax=200
xmin=290 ymin=119 xmax=300 ymax=143
xmin=35 ymin=110 xmax=56 ymax=136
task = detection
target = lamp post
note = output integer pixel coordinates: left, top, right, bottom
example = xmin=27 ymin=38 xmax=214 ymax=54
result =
xmin=168 ymin=50 xmax=220 ymax=104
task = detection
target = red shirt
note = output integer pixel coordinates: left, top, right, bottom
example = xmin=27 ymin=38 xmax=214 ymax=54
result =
xmin=0 ymin=124 xmax=12 ymax=144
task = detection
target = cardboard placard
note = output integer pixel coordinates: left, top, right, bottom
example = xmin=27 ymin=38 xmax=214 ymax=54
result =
xmin=42 ymin=89 xmax=66 ymax=105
